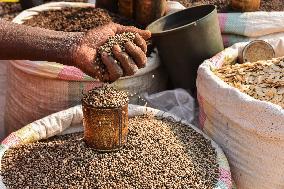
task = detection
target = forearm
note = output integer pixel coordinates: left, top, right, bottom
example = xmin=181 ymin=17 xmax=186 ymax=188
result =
xmin=0 ymin=20 xmax=83 ymax=65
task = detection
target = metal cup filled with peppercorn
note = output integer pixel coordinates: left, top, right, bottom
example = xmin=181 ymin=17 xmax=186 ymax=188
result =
xmin=82 ymin=85 xmax=129 ymax=152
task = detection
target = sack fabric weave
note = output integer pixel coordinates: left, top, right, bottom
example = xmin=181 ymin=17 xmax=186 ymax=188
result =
xmin=197 ymin=37 xmax=284 ymax=189
xmin=0 ymin=105 xmax=233 ymax=189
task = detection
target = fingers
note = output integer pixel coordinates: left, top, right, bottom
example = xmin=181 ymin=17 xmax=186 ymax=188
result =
xmin=113 ymin=23 xmax=151 ymax=40
xmin=101 ymin=42 xmax=147 ymax=81
xmin=81 ymin=64 xmax=104 ymax=81
xmin=101 ymin=52 xmax=123 ymax=82
xmin=125 ymin=41 xmax=147 ymax=68
xmin=134 ymin=33 xmax=147 ymax=53
xmin=72 ymin=46 xmax=104 ymax=81
xmin=112 ymin=45 xmax=138 ymax=76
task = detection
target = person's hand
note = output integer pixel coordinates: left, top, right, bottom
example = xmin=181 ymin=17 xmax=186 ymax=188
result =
xmin=72 ymin=23 xmax=151 ymax=82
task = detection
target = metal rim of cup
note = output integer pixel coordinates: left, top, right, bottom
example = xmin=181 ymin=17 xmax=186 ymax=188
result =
xmin=146 ymin=5 xmax=217 ymax=36
xmin=242 ymin=40 xmax=275 ymax=63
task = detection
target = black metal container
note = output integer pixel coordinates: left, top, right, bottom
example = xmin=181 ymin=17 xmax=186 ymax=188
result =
xmin=147 ymin=5 xmax=224 ymax=90
xmin=20 ymin=0 xmax=43 ymax=10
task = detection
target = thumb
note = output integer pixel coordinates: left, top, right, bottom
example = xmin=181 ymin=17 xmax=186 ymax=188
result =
xmin=113 ymin=23 xmax=151 ymax=40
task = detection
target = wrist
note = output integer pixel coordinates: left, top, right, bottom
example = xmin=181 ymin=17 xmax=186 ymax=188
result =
xmin=59 ymin=32 xmax=84 ymax=66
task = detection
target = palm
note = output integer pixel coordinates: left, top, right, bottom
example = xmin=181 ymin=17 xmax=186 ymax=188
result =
xmin=72 ymin=23 xmax=151 ymax=82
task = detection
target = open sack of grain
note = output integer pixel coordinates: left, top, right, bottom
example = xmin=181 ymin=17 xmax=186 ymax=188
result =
xmin=3 ymin=2 xmax=173 ymax=136
xmin=197 ymin=37 xmax=284 ymax=189
xmin=0 ymin=105 xmax=232 ymax=189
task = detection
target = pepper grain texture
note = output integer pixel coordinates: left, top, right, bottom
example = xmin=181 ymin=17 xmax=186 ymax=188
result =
xmin=214 ymin=57 xmax=284 ymax=108
xmin=23 ymin=7 xmax=139 ymax=32
xmin=1 ymin=115 xmax=219 ymax=189
xmin=83 ymin=85 xmax=129 ymax=108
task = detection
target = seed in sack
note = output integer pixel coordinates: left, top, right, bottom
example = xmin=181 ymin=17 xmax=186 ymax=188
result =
xmin=23 ymin=7 xmax=139 ymax=32
xmin=0 ymin=2 xmax=21 ymax=21
xmin=82 ymin=85 xmax=129 ymax=108
xmin=213 ymin=56 xmax=284 ymax=108
xmin=1 ymin=115 xmax=219 ymax=189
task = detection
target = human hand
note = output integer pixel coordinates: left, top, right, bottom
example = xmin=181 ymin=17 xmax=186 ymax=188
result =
xmin=72 ymin=23 xmax=151 ymax=82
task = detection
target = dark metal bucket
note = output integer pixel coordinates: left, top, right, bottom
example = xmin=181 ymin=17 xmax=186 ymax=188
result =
xmin=147 ymin=5 xmax=224 ymax=90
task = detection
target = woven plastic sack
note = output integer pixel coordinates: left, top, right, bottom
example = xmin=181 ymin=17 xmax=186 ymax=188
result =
xmin=4 ymin=2 xmax=168 ymax=135
xmin=0 ymin=104 xmax=232 ymax=189
xmin=197 ymin=37 xmax=284 ymax=189
xmin=142 ymin=89 xmax=195 ymax=124
xmin=219 ymin=12 xmax=284 ymax=47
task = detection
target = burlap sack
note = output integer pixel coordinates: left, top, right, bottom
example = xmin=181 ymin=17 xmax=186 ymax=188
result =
xmin=197 ymin=37 xmax=284 ymax=189
xmin=0 ymin=105 xmax=232 ymax=189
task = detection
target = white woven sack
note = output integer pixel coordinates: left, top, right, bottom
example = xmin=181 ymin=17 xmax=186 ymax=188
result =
xmin=0 ymin=105 xmax=232 ymax=189
xmin=4 ymin=2 xmax=170 ymax=135
xmin=197 ymin=37 xmax=284 ymax=189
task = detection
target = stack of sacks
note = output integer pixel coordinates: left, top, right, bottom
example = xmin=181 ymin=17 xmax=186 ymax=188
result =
xmin=219 ymin=12 xmax=284 ymax=47
xmin=169 ymin=2 xmax=284 ymax=47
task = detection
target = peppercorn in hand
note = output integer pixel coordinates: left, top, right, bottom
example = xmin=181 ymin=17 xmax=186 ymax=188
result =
xmin=73 ymin=23 xmax=151 ymax=82
xmin=0 ymin=20 xmax=151 ymax=82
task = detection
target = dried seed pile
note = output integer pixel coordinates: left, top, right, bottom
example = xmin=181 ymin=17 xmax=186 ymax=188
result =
xmin=0 ymin=1 xmax=88 ymax=21
xmin=0 ymin=2 xmax=21 ymax=15
xmin=214 ymin=57 xmax=284 ymax=107
xmin=83 ymin=85 xmax=129 ymax=108
xmin=1 ymin=115 xmax=219 ymax=189
xmin=23 ymin=7 xmax=139 ymax=32
xmin=0 ymin=12 xmax=19 ymax=21
xmin=173 ymin=0 xmax=284 ymax=12
xmin=0 ymin=2 xmax=21 ymax=21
